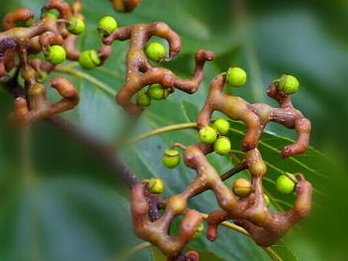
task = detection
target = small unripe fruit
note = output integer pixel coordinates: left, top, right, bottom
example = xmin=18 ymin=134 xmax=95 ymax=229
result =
xmin=162 ymin=149 xmax=180 ymax=168
xmin=45 ymin=45 xmax=66 ymax=64
xmin=68 ymin=16 xmax=85 ymax=35
xmin=226 ymin=67 xmax=247 ymax=87
xmin=44 ymin=10 xmax=59 ymax=20
xmin=144 ymin=178 xmax=164 ymax=194
xmin=213 ymin=118 xmax=230 ymax=135
xmin=278 ymin=74 xmax=300 ymax=94
xmin=136 ymin=91 xmax=151 ymax=107
xmin=276 ymin=173 xmax=296 ymax=194
xmin=148 ymin=84 xmax=169 ymax=100
xmin=168 ymin=195 xmax=187 ymax=214
xmin=233 ymin=178 xmax=251 ymax=197
xmin=214 ymin=136 xmax=231 ymax=155
xmin=145 ymin=42 xmax=166 ymax=62
xmin=79 ymin=50 xmax=100 ymax=69
xmin=98 ymin=16 xmax=117 ymax=36
xmin=36 ymin=71 xmax=47 ymax=83
xmin=264 ymin=194 xmax=270 ymax=207
xmin=194 ymin=223 xmax=205 ymax=238
xmin=198 ymin=126 xmax=217 ymax=144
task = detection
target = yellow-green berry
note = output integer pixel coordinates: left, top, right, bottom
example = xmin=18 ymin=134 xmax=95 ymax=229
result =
xmin=213 ymin=118 xmax=230 ymax=135
xmin=145 ymin=42 xmax=166 ymax=62
xmin=68 ymin=16 xmax=85 ymax=35
xmin=198 ymin=126 xmax=217 ymax=144
xmin=148 ymin=84 xmax=169 ymax=100
xmin=226 ymin=67 xmax=247 ymax=87
xmin=264 ymin=194 xmax=270 ymax=207
xmin=78 ymin=50 xmax=100 ymax=69
xmin=45 ymin=45 xmax=66 ymax=65
xmin=98 ymin=16 xmax=117 ymax=36
xmin=43 ymin=10 xmax=59 ymax=20
xmin=233 ymin=178 xmax=252 ymax=197
xmin=278 ymin=74 xmax=300 ymax=94
xmin=194 ymin=223 xmax=205 ymax=238
xmin=36 ymin=71 xmax=47 ymax=83
xmin=144 ymin=178 xmax=164 ymax=194
xmin=276 ymin=173 xmax=296 ymax=194
xmin=136 ymin=91 xmax=151 ymax=107
xmin=162 ymin=148 xmax=180 ymax=168
xmin=214 ymin=136 xmax=231 ymax=156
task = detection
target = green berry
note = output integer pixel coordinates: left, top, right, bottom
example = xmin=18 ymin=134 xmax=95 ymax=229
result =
xmin=44 ymin=10 xmax=59 ymax=20
xmin=213 ymin=118 xmax=230 ymax=135
xmin=214 ymin=136 xmax=231 ymax=155
xmin=98 ymin=16 xmax=117 ymax=36
xmin=136 ymin=91 xmax=151 ymax=107
xmin=226 ymin=67 xmax=247 ymax=87
xmin=78 ymin=50 xmax=100 ymax=69
xmin=198 ymin=126 xmax=217 ymax=144
xmin=278 ymin=74 xmax=300 ymax=94
xmin=162 ymin=148 xmax=180 ymax=168
xmin=264 ymin=194 xmax=270 ymax=207
xmin=148 ymin=84 xmax=169 ymax=100
xmin=194 ymin=223 xmax=205 ymax=238
xmin=233 ymin=178 xmax=251 ymax=197
xmin=36 ymin=71 xmax=47 ymax=83
xmin=276 ymin=173 xmax=296 ymax=194
xmin=68 ymin=16 xmax=85 ymax=35
xmin=144 ymin=178 xmax=164 ymax=194
xmin=45 ymin=45 xmax=66 ymax=64
xmin=145 ymin=42 xmax=166 ymax=62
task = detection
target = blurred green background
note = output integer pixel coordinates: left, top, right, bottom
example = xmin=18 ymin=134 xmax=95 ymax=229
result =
xmin=0 ymin=0 xmax=347 ymax=260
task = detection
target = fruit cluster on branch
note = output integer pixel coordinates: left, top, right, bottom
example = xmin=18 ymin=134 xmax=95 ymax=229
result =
xmin=131 ymin=70 xmax=313 ymax=260
xmin=102 ymin=22 xmax=214 ymax=114
xmin=0 ymin=1 xmax=314 ymax=261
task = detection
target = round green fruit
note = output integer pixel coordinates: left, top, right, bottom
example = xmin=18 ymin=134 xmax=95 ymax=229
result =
xmin=213 ymin=118 xmax=230 ymax=135
xmin=148 ymin=84 xmax=169 ymax=100
xmin=264 ymin=194 xmax=270 ymax=207
xmin=162 ymin=149 xmax=180 ymax=168
xmin=276 ymin=173 xmax=296 ymax=194
xmin=68 ymin=16 xmax=85 ymax=35
xmin=214 ymin=136 xmax=231 ymax=155
xmin=198 ymin=126 xmax=217 ymax=144
xmin=194 ymin=223 xmax=205 ymax=238
xmin=136 ymin=91 xmax=151 ymax=107
xmin=145 ymin=42 xmax=166 ymax=62
xmin=45 ymin=45 xmax=66 ymax=64
xmin=44 ymin=10 xmax=59 ymax=20
xmin=226 ymin=67 xmax=247 ymax=87
xmin=278 ymin=74 xmax=300 ymax=94
xmin=233 ymin=178 xmax=252 ymax=197
xmin=144 ymin=178 xmax=164 ymax=194
xmin=78 ymin=50 xmax=100 ymax=69
xmin=98 ymin=16 xmax=117 ymax=36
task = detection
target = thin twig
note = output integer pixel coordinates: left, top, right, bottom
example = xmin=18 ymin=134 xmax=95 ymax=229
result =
xmin=124 ymin=122 xmax=197 ymax=145
xmin=55 ymin=65 xmax=117 ymax=96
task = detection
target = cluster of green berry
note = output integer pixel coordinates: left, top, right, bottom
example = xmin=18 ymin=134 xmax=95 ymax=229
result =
xmin=136 ymin=42 xmax=169 ymax=107
xmin=232 ymin=173 xmax=297 ymax=207
xmin=43 ymin=14 xmax=119 ymax=69
xmin=226 ymin=66 xmax=300 ymax=94
xmin=43 ymin=10 xmax=85 ymax=65
xmin=78 ymin=16 xmax=117 ymax=69
xmin=199 ymin=118 xmax=232 ymax=155
xmin=136 ymin=84 xmax=170 ymax=107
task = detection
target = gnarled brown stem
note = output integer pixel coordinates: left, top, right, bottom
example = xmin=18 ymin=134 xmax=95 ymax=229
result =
xmin=131 ymin=183 xmax=201 ymax=261
xmin=197 ymin=73 xmax=311 ymax=157
xmin=103 ymin=22 xmax=214 ymax=115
